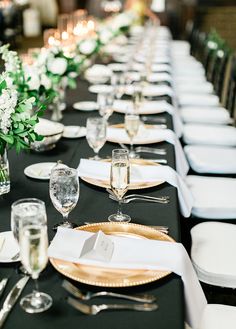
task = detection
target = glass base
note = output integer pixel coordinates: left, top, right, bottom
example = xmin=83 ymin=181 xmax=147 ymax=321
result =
xmin=0 ymin=184 xmax=10 ymax=195
xmin=53 ymin=221 xmax=77 ymax=231
xmin=108 ymin=213 xmax=131 ymax=223
xmin=128 ymin=151 xmax=139 ymax=159
xmin=20 ymin=292 xmax=52 ymax=314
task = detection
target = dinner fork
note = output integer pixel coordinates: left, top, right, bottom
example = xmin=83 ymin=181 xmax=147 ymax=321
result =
xmin=109 ymin=195 xmax=169 ymax=204
xmin=62 ymin=280 xmax=156 ymax=303
xmin=141 ymin=116 xmax=167 ymax=124
xmin=67 ymin=297 xmax=158 ymax=315
xmin=134 ymin=146 xmax=167 ymax=155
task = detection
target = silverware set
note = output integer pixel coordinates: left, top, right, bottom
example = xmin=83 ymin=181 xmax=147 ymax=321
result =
xmin=63 ymin=280 xmax=158 ymax=315
xmin=0 ymin=276 xmax=29 ymax=328
xmin=141 ymin=116 xmax=167 ymax=124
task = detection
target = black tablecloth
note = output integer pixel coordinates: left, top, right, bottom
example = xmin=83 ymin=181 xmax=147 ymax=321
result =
xmin=0 ymin=78 xmax=184 ymax=329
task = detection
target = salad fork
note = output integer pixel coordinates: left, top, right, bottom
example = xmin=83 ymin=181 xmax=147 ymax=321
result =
xmin=67 ymin=297 xmax=158 ymax=315
xmin=62 ymin=280 xmax=156 ymax=303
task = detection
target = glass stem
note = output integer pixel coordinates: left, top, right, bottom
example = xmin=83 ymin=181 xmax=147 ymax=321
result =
xmin=63 ymin=213 xmax=69 ymax=223
xmin=130 ymin=139 xmax=134 ymax=153
xmin=117 ymin=199 xmax=123 ymax=216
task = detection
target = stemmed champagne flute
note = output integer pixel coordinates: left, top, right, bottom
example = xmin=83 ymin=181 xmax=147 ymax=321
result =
xmin=97 ymin=91 xmax=114 ymax=121
xmin=108 ymin=149 xmax=131 ymax=222
xmin=132 ymin=84 xmax=143 ymax=113
xmin=19 ymin=216 xmax=52 ymax=313
xmin=125 ymin=112 xmax=140 ymax=159
xmin=86 ymin=117 xmax=107 ymax=160
xmin=111 ymin=72 xmax=125 ymax=99
xmin=49 ymin=167 xmax=79 ymax=230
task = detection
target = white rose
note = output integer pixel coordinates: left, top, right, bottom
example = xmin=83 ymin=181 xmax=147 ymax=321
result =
xmin=47 ymin=57 xmax=67 ymax=75
xmin=79 ymin=39 xmax=97 ymax=55
xmin=41 ymin=74 xmax=52 ymax=90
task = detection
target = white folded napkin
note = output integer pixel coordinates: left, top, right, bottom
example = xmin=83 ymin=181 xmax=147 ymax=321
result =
xmin=48 ymin=227 xmax=207 ymax=329
xmin=78 ymin=159 xmax=193 ymax=217
xmin=125 ymin=85 xmax=174 ymax=98
xmin=107 ymin=127 xmax=189 ymax=177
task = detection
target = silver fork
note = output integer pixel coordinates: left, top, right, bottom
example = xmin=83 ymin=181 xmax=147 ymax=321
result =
xmin=67 ymin=297 xmax=158 ymax=315
xmin=141 ymin=116 xmax=167 ymax=124
xmin=109 ymin=195 xmax=169 ymax=204
xmin=134 ymin=146 xmax=166 ymax=155
xmin=62 ymin=280 xmax=156 ymax=303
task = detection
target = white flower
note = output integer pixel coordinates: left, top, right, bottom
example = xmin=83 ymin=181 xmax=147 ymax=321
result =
xmin=23 ymin=65 xmax=41 ymax=90
xmin=99 ymin=28 xmax=113 ymax=44
xmin=0 ymin=87 xmax=18 ymax=134
xmin=79 ymin=39 xmax=97 ymax=55
xmin=41 ymin=74 xmax=52 ymax=90
xmin=47 ymin=57 xmax=68 ymax=75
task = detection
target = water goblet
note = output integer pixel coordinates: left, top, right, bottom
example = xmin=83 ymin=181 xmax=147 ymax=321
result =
xmin=97 ymin=91 xmax=114 ymax=121
xmin=108 ymin=149 xmax=131 ymax=222
xmin=124 ymin=113 xmax=140 ymax=159
xmin=19 ymin=221 xmax=52 ymax=313
xmin=86 ymin=117 xmax=107 ymax=160
xmin=49 ymin=167 xmax=79 ymax=230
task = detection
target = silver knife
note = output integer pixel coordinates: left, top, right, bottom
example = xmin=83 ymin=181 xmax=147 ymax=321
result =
xmin=0 ymin=279 xmax=8 ymax=299
xmin=0 ymin=276 xmax=29 ymax=328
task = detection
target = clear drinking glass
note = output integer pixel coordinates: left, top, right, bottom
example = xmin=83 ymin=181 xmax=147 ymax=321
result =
xmin=108 ymin=149 xmax=131 ymax=222
xmin=97 ymin=91 xmax=114 ymax=121
xmin=132 ymin=84 xmax=143 ymax=113
xmin=112 ymin=72 xmax=125 ymax=99
xmin=86 ymin=117 xmax=107 ymax=160
xmin=49 ymin=167 xmax=79 ymax=230
xmin=11 ymin=198 xmax=47 ymax=244
xmin=124 ymin=113 xmax=140 ymax=158
xmin=19 ymin=222 xmax=52 ymax=313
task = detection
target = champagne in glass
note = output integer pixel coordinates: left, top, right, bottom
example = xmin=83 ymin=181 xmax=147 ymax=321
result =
xmin=49 ymin=167 xmax=79 ymax=230
xmin=108 ymin=149 xmax=131 ymax=222
xmin=20 ymin=223 xmax=52 ymax=313
xmin=86 ymin=117 xmax=107 ymax=159
xmin=125 ymin=113 xmax=140 ymax=158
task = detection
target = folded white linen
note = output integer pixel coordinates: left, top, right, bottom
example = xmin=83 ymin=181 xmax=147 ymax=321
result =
xmin=113 ymin=100 xmax=183 ymax=137
xmin=186 ymin=176 xmax=236 ymax=219
xmin=107 ymin=127 xmax=189 ymax=177
xmin=78 ymin=159 xmax=193 ymax=217
xmin=184 ymin=145 xmax=236 ymax=174
xmin=183 ymin=124 xmax=236 ymax=146
xmin=48 ymin=227 xmax=207 ymax=329
xmin=147 ymin=72 xmax=172 ymax=83
xmin=125 ymin=84 xmax=174 ymax=98
xmin=178 ymin=94 xmax=219 ymax=107
xmin=180 ymin=108 xmax=231 ymax=125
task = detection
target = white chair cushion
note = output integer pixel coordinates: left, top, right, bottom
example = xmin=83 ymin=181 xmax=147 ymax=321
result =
xmin=184 ymin=145 xmax=236 ymax=174
xmin=178 ymin=94 xmax=219 ymax=107
xmin=199 ymin=304 xmax=236 ymax=329
xmin=183 ymin=124 xmax=236 ymax=146
xmin=176 ymin=82 xmax=214 ymax=94
xmin=180 ymin=108 xmax=231 ymax=125
xmin=186 ymin=176 xmax=236 ymax=219
xmin=191 ymin=222 xmax=236 ymax=287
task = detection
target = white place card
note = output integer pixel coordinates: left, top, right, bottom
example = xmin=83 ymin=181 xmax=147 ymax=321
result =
xmin=79 ymin=230 xmax=114 ymax=262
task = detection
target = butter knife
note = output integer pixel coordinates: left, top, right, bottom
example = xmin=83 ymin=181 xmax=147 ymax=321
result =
xmin=0 ymin=279 xmax=8 ymax=299
xmin=0 ymin=276 xmax=29 ymax=328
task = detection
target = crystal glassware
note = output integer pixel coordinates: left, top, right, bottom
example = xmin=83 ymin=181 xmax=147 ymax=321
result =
xmin=97 ymin=91 xmax=114 ymax=121
xmin=86 ymin=117 xmax=107 ymax=160
xmin=108 ymin=149 xmax=131 ymax=222
xmin=49 ymin=167 xmax=79 ymax=230
xmin=19 ymin=220 xmax=52 ymax=313
xmin=124 ymin=113 xmax=140 ymax=158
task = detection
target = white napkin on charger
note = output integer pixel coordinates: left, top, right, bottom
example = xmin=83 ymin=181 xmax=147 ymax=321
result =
xmin=78 ymin=159 xmax=193 ymax=217
xmin=48 ymin=227 xmax=207 ymax=329
xmin=125 ymin=84 xmax=174 ymax=98
xmin=107 ymin=127 xmax=189 ymax=177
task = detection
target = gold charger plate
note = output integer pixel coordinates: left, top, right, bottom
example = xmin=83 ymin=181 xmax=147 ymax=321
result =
xmin=107 ymin=124 xmax=164 ymax=145
xmin=80 ymin=158 xmax=164 ymax=190
xmin=50 ymin=222 xmax=175 ymax=287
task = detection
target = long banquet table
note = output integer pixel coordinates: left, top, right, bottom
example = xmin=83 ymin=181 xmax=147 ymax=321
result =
xmin=0 ymin=77 xmax=185 ymax=329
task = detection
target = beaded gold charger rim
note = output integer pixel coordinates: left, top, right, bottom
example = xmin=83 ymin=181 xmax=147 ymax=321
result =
xmin=50 ymin=222 xmax=175 ymax=287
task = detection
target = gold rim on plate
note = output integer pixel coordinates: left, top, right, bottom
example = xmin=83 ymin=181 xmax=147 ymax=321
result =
xmin=50 ymin=222 xmax=175 ymax=287
xmin=80 ymin=158 xmax=164 ymax=190
xmin=107 ymin=124 xmax=164 ymax=145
